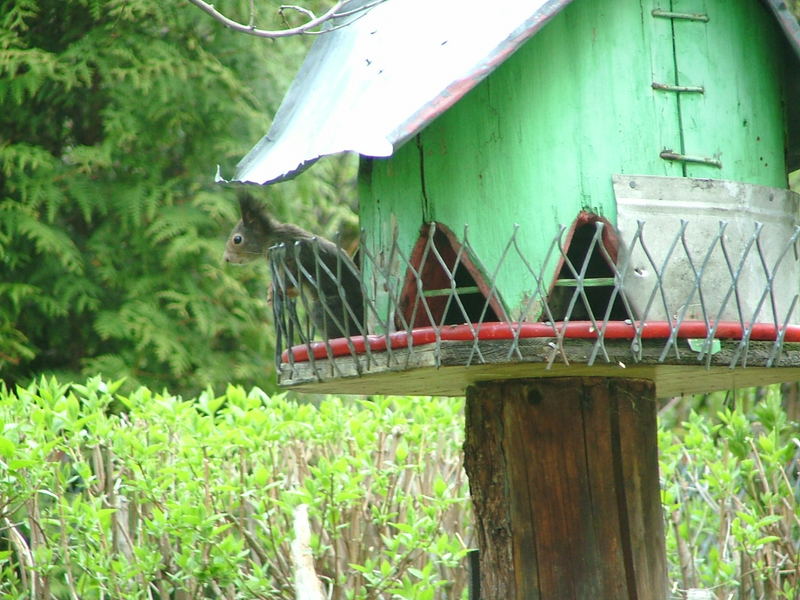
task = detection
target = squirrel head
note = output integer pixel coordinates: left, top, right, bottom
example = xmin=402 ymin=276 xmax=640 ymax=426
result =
xmin=223 ymin=194 xmax=279 ymax=264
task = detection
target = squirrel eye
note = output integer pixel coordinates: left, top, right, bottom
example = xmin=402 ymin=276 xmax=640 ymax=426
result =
xmin=233 ymin=234 xmax=243 ymax=245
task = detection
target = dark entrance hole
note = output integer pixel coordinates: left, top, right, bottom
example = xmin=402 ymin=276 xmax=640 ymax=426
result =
xmin=398 ymin=224 xmax=506 ymax=329
xmin=545 ymin=214 xmax=630 ymax=322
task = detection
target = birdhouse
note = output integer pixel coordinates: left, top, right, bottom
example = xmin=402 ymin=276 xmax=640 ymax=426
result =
xmin=230 ymin=0 xmax=800 ymax=398
xmin=222 ymin=1 xmax=800 ymax=597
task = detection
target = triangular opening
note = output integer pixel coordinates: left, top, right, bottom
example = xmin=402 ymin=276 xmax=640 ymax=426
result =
xmin=398 ymin=223 xmax=506 ymax=329
xmin=545 ymin=213 xmax=630 ymax=322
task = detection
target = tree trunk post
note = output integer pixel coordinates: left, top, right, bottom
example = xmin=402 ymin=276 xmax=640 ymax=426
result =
xmin=463 ymin=377 xmax=668 ymax=600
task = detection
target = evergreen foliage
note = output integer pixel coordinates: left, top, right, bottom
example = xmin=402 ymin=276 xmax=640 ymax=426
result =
xmin=0 ymin=0 xmax=358 ymax=394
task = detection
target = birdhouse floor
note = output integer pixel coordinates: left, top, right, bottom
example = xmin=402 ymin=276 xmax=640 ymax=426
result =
xmin=278 ymin=338 xmax=800 ymax=397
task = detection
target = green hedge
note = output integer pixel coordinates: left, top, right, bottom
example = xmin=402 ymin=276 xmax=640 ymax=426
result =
xmin=0 ymin=378 xmax=798 ymax=599
xmin=0 ymin=378 xmax=471 ymax=599
xmin=660 ymin=388 xmax=800 ymax=599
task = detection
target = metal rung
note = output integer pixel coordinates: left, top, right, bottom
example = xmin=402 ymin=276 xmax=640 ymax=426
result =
xmin=423 ymin=286 xmax=480 ymax=298
xmin=652 ymin=82 xmax=704 ymax=93
xmin=553 ymin=278 xmax=616 ymax=288
xmin=652 ymin=9 xmax=709 ymax=22
xmin=660 ymin=151 xmax=722 ymax=168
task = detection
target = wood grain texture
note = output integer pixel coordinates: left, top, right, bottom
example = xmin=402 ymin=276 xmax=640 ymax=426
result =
xmin=278 ymin=339 xmax=800 ymax=397
xmin=463 ymin=391 xmax=515 ymax=599
xmin=463 ymin=379 xmax=667 ymax=599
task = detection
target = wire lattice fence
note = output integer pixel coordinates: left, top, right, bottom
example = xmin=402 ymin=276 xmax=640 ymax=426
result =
xmin=268 ymin=218 xmax=800 ymax=382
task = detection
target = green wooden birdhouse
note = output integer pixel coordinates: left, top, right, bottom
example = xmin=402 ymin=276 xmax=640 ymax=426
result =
xmin=227 ymin=0 xmax=800 ymax=397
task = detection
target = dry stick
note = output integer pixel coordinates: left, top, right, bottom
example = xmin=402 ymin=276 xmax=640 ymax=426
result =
xmin=94 ymin=488 xmax=124 ymax=600
xmin=258 ymin=507 xmax=287 ymax=586
xmin=748 ymin=437 xmax=783 ymax=598
xmin=740 ymin=550 xmax=753 ymax=599
xmin=671 ymin=509 xmax=696 ymax=590
xmin=56 ymin=478 xmax=81 ymax=600
xmin=92 ymin=445 xmax=106 ymax=496
xmin=200 ymin=450 xmax=219 ymax=595
xmin=208 ymin=579 xmax=227 ymax=600
xmin=186 ymin=0 xmax=384 ymax=38
xmin=3 ymin=517 xmax=32 ymax=592
xmin=280 ymin=4 xmax=316 ymax=21
xmin=778 ymin=452 xmax=800 ymax=585
xmin=292 ymin=504 xmax=326 ymax=600
xmin=257 ymin=508 xmax=293 ymax=586
xmin=27 ymin=495 xmax=50 ymax=600
xmin=186 ymin=0 xmax=344 ymax=37
xmin=248 ymin=0 xmax=256 ymax=27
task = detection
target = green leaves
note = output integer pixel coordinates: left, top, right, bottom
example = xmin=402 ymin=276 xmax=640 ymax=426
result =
xmin=0 ymin=377 xmax=472 ymax=599
xmin=1 ymin=376 xmax=798 ymax=598
xmin=660 ymin=386 xmax=800 ymax=597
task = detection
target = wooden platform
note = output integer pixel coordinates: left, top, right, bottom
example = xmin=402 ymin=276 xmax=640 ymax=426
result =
xmin=278 ymin=338 xmax=800 ymax=397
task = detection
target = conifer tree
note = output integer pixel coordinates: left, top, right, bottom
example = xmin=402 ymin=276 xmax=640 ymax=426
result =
xmin=0 ymin=0 xmax=357 ymax=393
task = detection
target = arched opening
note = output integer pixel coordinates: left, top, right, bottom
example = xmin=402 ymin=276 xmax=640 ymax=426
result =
xmin=545 ymin=213 xmax=630 ymax=322
xmin=398 ymin=223 xmax=506 ymax=329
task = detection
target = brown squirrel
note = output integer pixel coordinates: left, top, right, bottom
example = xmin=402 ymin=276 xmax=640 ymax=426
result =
xmin=224 ymin=194 xmax=364 ymax=340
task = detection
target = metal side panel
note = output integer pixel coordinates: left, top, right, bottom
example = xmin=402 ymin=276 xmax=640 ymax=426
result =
xmin=613 ymin=174 xmax=800 ymax=326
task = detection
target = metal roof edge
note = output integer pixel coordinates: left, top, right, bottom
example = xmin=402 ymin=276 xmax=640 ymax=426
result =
xmin=228 ymin=0 xmax=800 ymax=186
xmin=764 ymin=0 xmax=800 ymax=60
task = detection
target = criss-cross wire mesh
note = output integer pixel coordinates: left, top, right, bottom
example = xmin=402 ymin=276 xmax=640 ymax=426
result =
xmin=268 ymin=218 xmax=800 ymax=382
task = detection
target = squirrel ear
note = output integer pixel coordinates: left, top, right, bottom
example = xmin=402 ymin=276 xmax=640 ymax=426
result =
xmin=238 ymin=194 xmax=259 ymax=225
xmin=238 ymin=193 xmax=272 ymax=230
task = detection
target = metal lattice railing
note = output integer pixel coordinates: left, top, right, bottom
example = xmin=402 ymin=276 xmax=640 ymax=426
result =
xmin=268 ymin=218 xmax=800 ymax=382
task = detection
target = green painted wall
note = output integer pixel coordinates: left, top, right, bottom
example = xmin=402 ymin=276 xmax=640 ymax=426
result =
xmin=359 ymin=0 xmax=788 ymax=322
xmin=667 ymin=0 xmax=786 ymax=180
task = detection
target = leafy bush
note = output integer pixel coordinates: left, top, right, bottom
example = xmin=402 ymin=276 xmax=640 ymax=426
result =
xmin=0 ymin=377 xmax=472 ymax=600
xmin=0 ymin=0 xmax=358 ymax=395
xmin=1 ymin=377 xmax=798 ymax=599
xmin=660 ymin=387 xmax=800 ymax=599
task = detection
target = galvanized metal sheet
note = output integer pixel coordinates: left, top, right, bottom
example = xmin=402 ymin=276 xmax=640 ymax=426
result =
xmin=613 ymin=174 xmax=800 ymax=326
xmin=230 ymin=0 xmax=574 ymax=184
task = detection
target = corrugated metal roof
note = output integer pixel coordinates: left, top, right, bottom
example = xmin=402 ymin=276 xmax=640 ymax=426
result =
xmin=228 ymin=0 xmax=800 ymax=186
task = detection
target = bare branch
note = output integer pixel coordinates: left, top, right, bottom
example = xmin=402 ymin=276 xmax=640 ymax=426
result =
xmin=333 ymin=0 xmax=385 ymax=18
xmin=280 ymin=5 xmax=317 ymax=21
xmin=185 ymin=0 xmax=381 ymax=38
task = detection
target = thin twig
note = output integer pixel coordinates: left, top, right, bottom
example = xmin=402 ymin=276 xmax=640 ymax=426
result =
xmin=186 ymin=0 xmax=382 ymax=38
xmin=280 ymin=4 xmax=316 ymax=20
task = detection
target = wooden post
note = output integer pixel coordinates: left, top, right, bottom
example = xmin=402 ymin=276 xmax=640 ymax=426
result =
xmin=463 ymin=377 xmax=667 ymax=600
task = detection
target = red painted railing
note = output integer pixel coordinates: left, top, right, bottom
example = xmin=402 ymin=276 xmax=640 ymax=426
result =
xmin=281 ymin=321 xmax=800 ymax=363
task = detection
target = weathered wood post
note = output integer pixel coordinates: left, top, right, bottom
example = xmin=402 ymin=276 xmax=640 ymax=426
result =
xmin=464 ymin=378 xmax=666 ymax=599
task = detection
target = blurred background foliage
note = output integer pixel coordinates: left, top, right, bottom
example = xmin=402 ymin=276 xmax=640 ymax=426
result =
xmin=0 ymin=0 xmax=358 ymax=395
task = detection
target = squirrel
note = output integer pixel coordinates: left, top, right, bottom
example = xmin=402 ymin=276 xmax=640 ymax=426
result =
xmin=223 ymin=194 xmax=364 ymax=341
